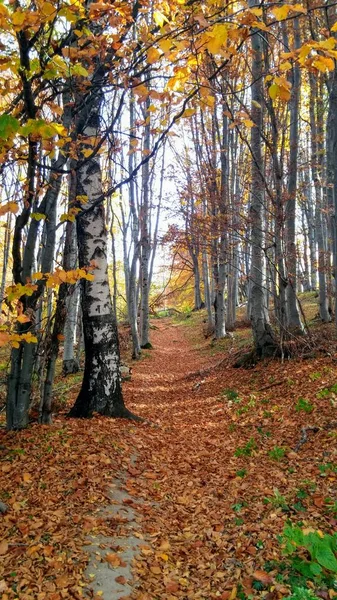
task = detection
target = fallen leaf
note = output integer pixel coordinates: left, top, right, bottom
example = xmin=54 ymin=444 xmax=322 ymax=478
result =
xmin=253 ymin=570 xmax=273 ymax=585
xmin=150 ymin=565 xmax=161 ymax=575
xmin=0 ymin=540 xmax=8 ymax=555
xmin=105 ymin=553 xmax=121 ymax=567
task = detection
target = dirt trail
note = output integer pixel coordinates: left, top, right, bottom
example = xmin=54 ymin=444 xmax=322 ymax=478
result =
xmin=126 ymin=319 xmax=216 ymax=423
xmin=118 ymin=320 xmax=244 ymax=598
xmin=115 ymin=318 xmax=337 ymax=599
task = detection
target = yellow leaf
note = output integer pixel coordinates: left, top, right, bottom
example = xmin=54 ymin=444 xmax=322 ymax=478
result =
xmin=243 ymin=119 xmax=255 ymax=128
xmin=12 ymin=11 xmax=26 ymax=26
xmin=203 ymin=95 xmax=215 ymax=108
xmin=252 ymin=21 xmax=269 ymax=31
xmin=229 ymin=585 xmax=237 ymax=600
xmin=85 ymin=273 xmax=95 ymax=281
xmin=313 ymin=56 xmax=335 ymax=72
xmin=57 ymin=270 xmax=67 ymax=283
xmin=147 ymin=47 xmax=161 ymax=64
xmin=23 ymin=334 xmax=38 ymax=344
xmin=41 ymin=2 xmax=56 ymax=18
xmin=159 ymin=553 xmax=169 ymax=561
xmin=279 ymin=61 xmax=292 ymax=71
xmin=23 ymin=472 xmax=32 ymax=483
xmin=17 ymin=315 xmax=31 ymax=324
xmin=206 ymin=23 xmax=228 ymax=54
xmin=153 ymin=10 xmax=167 ymax=28
xmin=81 ymin=148 xmax=93 ymax=158
xmin=250 ymin=7 xmax=262 ymax=16
xmin=32 ymin=272 xmax=44 ymax=280
xmin=182 ymin=108 xmax=195 ymax=118
xmin=271 ymin=5 xmax=291 ymax=20
xmin=0 ymin=202 xmax=19 ymax=217
xmin=158 ymin=38 xmax=171 ymax=53
xmin=319 ymin=37 xmax=336 ymax=50
xmin=331 ymin=22 xmax=337 ymax=32
xmin=269 ymin=83 xmax=279 ymax=100
xmin=292 ymin=3 xmax=307 ymax=13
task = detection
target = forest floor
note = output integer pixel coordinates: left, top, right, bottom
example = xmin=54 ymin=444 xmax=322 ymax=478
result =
xmin=1 ymin=297 xmax=337 ymax=600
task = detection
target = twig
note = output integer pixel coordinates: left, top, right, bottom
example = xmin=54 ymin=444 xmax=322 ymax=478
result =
xmin=257 ymin=380 xmax=287 ymax=392
xmin=294 ymin=426 xmax=319 ymax=452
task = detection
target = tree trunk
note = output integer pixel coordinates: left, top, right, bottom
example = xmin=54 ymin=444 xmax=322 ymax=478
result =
xmin=68 ymin=85 xmax=134 ymax=419
xmin=285 ymin=18 xmax=304 ymax=333
xmin=309 ymin=73 xmax=330 ymax=322
xmin=139 ymin=96 xmax=152 ymax=349
xmin=249 ymin=0 xmax=277 ymax=357
xmin=63 ymin=216 xmax=80 ymax=375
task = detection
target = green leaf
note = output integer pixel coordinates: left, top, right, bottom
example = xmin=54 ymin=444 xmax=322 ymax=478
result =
xmin=0 ymin=114 xmax=20 ymax=140
xmin=72 ymin=64 xmax=89 ymax=77
xmin=31 ymin=213 xmax=46 ymax=221
xmin=314 ymin=544 xmax=337 ymax=572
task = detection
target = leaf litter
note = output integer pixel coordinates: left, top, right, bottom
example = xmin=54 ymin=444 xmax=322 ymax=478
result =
xmin=1 ymin=315 xmax=337 ymax=599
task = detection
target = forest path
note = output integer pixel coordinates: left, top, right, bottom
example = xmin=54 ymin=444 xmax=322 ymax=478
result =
xmin=119 ymin=318 xmax=251 ymax=599
xmin=119 ymin=318 xmax=337 ymax=599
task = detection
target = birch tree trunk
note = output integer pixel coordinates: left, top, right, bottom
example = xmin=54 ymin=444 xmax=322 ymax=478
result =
xmin=68 ymin=87 xmax=136 ymax=419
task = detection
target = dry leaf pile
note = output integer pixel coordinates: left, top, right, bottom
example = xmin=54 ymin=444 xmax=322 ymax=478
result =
xmin=1 ymin=315 xmax=337 ymax=599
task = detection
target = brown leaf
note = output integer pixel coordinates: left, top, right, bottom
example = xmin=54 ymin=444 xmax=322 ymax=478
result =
xmin=0 ymin=540 xmax=8 ymax=555
xmin=166 ymin=582 xmax=179 ymax=593
xmin=150 ymin=565 xmax=161 ymax=575
xmin=115 ymin=576 xmax=126 ymax=585
xmin=253 ymin=570 xmax=273 ymax=585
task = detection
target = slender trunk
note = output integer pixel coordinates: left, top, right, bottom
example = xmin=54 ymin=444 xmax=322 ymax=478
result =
xmin=0 ymin=212 xmax=12 ymax=303
xmin=140 ymin=96 xmax=152 ymax=349
xmin=309 ymin=73 xmax=330 ymax=322
xmin=327 ymin=64 xmax=337 ymax=324
xmin=285 ymin=18 xmax=304 ymax=332
xmin=202 ymin=249 xmax=213 ymax=326
xmin=249 ymin=0 xmax=276 ymax=357
xmin=62 ymin=217 xmax=80 ymax=375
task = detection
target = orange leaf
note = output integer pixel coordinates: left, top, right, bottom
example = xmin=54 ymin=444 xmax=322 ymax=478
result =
xmin=105 ymin=553 xmax=121 ymax=567
xmin=55 ymin=575 xmax=69 ymax=588
xmin=23 ymin=472 xmax=32 ymax=483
